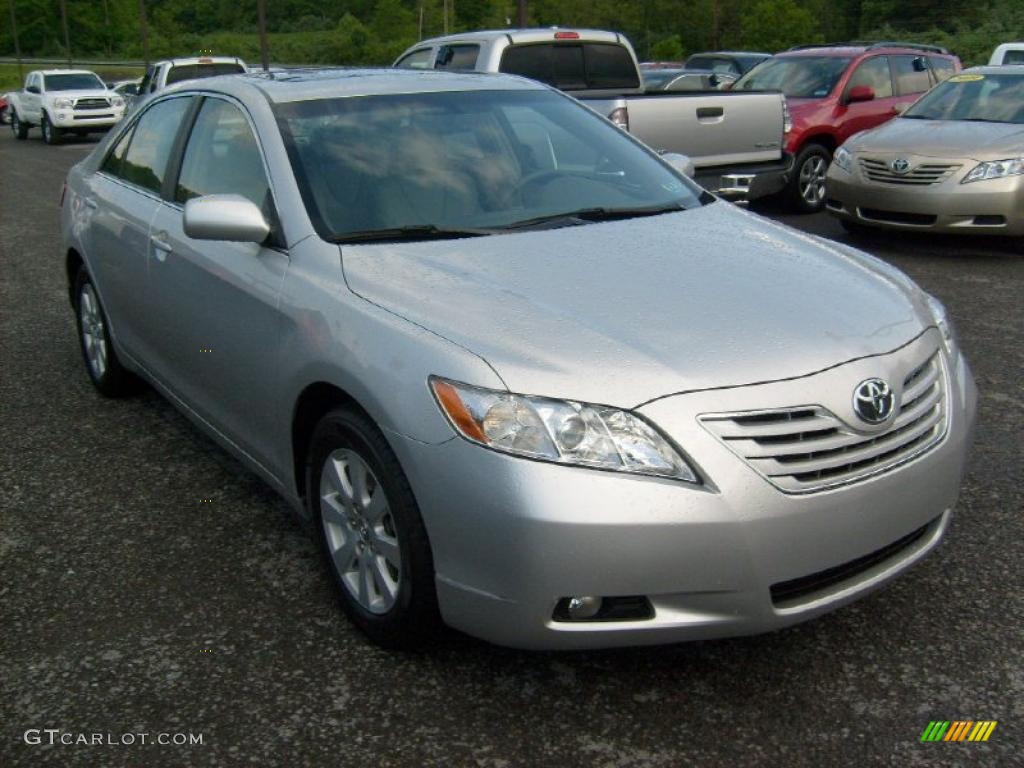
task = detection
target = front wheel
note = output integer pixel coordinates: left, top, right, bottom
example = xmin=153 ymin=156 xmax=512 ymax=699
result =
xmin=11 ymin=111 xmax=28 ymax=140
xmin=788 ymin=144 xmax=831 ymax=213
xmin=306 ymin=406 xmax=440 ymax=648
xmin=41 ymin=113 xmax=62 ymax=145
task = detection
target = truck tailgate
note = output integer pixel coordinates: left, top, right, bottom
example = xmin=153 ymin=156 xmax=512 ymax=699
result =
xmin=584 ymin=92 xmax=785 ymax=168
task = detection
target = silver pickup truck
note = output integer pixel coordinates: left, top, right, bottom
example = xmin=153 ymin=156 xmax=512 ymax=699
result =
xmin=395 ymin=28 xmax=792 ymax=201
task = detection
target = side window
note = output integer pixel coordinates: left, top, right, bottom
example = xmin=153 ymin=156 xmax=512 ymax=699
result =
xmin=101 ymin=124 xmax=136 ymax=179
xmin=928 ymin=56 xmax=956 ymax=83
xmin=175 ymin=98 xmax=270 ymax=209
xmin=892 ymin=56 xmax=932 ymax=96
xmin=120 ymin=97 xmax=193 ymax=194
xmin=435 ymin=44 xmax=480 ymax=71
xmin=846 ymin=56 xmax=893 ymax=99
xmin=395 ymin=48 xmax=434 ymax=69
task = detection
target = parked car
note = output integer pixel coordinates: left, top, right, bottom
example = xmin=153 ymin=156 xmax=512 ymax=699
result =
xmin=989 ymin=43 xmax=1024 ymax=66
xmin=0 ymin=93 xmax=10 ymax=124
xmin=733 ymin=42 xmax=961 ymax=211
xmin=394 ymin=29 xmax=792 ymax=203
xmin=826 ymin=66 xmax=1024 ymax=236
xmin=109 ymin=78 xmax=142 ymax=98
xmin=642 ymin=68 xmax=737 ymax=91
xmin=685 ymin=51 xmax=771 ymax=77
xmin=62 ymin=68 xmax=976 ymax=650
xmin=8 ymin=69 xmax=126 ymax=144
xmin=638 ymin=61 xmax=684 ymax=70
xmin=135 ymin=56 xmax=248 ymax=102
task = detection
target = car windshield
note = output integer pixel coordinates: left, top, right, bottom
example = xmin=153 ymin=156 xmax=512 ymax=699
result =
xmin=43 ymin=73 xmax=105 ymax=91
xmin=903 ymin=73 xmax=1024 ymax=123
xmin=734 ymin=56 xmax=851 ymax=98
xmin=642 ymin=70 xmax=685 ymax=89
xmin=274 ymin=89 xmax=705 ymax=243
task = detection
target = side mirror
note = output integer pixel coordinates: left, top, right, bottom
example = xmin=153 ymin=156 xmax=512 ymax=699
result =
xmin=846 ymin=85 xmax=875 ymax=104
xmin=662 ymin=152 xmax=695 ymax=178
xmin=26 ymin=85 xmax=40 ymax=94
xmin=183 ymin=195 xmax=270 ymax=243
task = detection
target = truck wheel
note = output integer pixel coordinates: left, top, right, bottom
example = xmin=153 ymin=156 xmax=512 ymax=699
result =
xmin=41 ymin=113 xmax=62 ymax=145
xmin=11 ymin=111 xmax=28 ymax=140
xmin=789 ymin=144 xmax=831 ymax=213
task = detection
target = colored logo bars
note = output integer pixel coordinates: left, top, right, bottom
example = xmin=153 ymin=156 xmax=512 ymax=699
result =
xmin=920 ymin=721 xmax=998 ymax=742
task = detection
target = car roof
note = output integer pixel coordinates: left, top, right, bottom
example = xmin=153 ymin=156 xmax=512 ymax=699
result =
xmin=163 ymin=67 xmax=547 ymax=104
xmin=415 ymin=28 xmax=622 ymax=46
xmin=781 ymin=44 xmax=952 ymax=58
xmin=688 ymin=51 xmax=770 ymax=58
xmin=964 ymin=64 xmax=1024 ymax=75
xmin=159 ymin=56 xmax=246 ymax=66
xmin=38 ymin=69 xmax=101 ymax=76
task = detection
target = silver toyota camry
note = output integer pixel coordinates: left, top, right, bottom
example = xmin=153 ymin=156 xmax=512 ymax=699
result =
xmin=60 ymin=68 xmax=976 ymax=650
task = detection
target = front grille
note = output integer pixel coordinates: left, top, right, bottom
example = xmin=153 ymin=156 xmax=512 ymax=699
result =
xmin=769 ymin=521 xmax=933 ymax=607
xmin=73 ymin=114 xmax=113 ymax=120
xmin=858 ymin=157 xmax=960 ymax=186
xmin=74 ymin=97 xmax=110 ymax=110
xmin=700 ymin=350 xmax=947 ymax=493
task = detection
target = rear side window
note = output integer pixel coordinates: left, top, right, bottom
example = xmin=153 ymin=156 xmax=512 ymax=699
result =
xmin=175 ymin=98 xmax=269 ymax=208
xmin=1005 ymin=50 xmax=1024 ymax=65
xmin=846 ymin=56 xmax=893 ymax=99
xmin=166 ymin=63 xmax=245 ymax=86
xmin=500 ymin=43 xmax=640 ymax=90
xmin=892 ymin=56 xmax=932 ymax=96
xmin=120 ymin=97 xmax=193 ymax=194
xmin=435 ymin=44 xmax=480 ymax=71
xmin=101 ymin=125 xmax=135 ymax=179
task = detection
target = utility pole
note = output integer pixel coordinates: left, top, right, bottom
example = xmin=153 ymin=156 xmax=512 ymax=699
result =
xmin=8 ymin=0 xmax=23 ymax=81
xmin=138 ymin=0 xmax=150 ymax=67
xmin=418 ymin=3 xmax=424 ymax=40
xmin=516 ymin=0 xmax=527 ymax=28
xmin=59 ymin=0 xmax=71 ymax=65
xmin=102 ymin=0 xmax=111 ymax=58
xmin=443 ymin=0 xmax=448 ymax=34
xmin=257 ymin=0 xmax=270 ymax=71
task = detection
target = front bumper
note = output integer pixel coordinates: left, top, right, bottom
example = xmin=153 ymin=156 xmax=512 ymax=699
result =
xmin=389 ymin=332 xmax=977 ymax=649
xmin=52 ymin=109 xmax=124 ymax=129
xmin=826 ymin=156 xmax=1024 ymax=235
xmin=695 ymin=153 xmax=793 ymax=202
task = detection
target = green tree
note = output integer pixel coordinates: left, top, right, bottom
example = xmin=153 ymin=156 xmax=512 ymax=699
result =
xmin=739 ymin=0 xmax=822 ymax=52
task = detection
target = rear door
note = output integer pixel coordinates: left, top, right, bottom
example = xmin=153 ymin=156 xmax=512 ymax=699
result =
xmin=891 ymin=54 xmax=937 ymax=108
xmin=83 ymin=96 xmax=195 ymax=361
xmin=837 ymin=55 xmax=896 ymax=144
xmin=146 ymin=95 xmax=288 ymax=465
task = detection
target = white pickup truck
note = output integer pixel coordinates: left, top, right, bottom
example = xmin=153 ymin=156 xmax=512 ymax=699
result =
xmin=396 ymin=29 xmax=792 ymax=201
xmin=8 ymin=69 xmax=126 ymax=144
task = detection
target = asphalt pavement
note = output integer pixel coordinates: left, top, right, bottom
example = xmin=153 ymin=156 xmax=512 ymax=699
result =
xmin=1 ymin=129 xmax=1021 ymax=768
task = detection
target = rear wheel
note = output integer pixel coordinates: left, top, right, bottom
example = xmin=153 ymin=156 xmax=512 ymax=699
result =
xmin=41 ymin=113 xmax=62 ymax=145
xmin=306 ymin=406 xmax=440 ymax=648
xmin=11 ymin=111 xmax=28 ymax=140
xmin=73 ymin=269 xmax=136 ymax=397
xmin=788 ymin=144 xmax=831 ymax=213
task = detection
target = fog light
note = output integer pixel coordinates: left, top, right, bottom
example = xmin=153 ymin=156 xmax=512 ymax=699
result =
xmin=567 ymin=595 xmax=602 ymax=619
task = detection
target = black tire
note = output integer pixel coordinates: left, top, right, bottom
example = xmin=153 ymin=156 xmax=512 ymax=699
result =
xmin=72 ymin=268 xmax=136 ymax=397
xmin=306 ymin=406 xmax=440 ymax=649
xmin=788 ymin=143 xmax=832 ymax=213
xmin=11 ymin=111 xmax=28 ymax=140
xmin=41 ymin=113 xmax=62 ymax=145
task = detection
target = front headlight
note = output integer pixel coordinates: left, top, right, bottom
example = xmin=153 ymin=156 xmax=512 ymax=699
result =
xmin=430 ymin=378 xmax=699 ymax=482
xmin=110 ymin=95 xmax=125 ymax=108
xmin=54 ymin=97 xmax=73 ymax=110
xmin=832 ymin=146 xmax=853 ymax=173
xmin=962 ymin=157 xmax=1024 ymax=183
xmin=925 ymin=294 xmax=958 ymax=359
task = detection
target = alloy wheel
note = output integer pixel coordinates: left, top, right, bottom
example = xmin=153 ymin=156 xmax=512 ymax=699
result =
xmin=319 ymin=448 xmax=402 ymax=614
xmin=799 ymin=155 xmax=828 ymax=205
xmin=79 ymin=283 xmax=108 ymax=380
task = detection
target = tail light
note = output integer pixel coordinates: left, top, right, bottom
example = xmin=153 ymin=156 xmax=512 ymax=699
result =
xmin=608 ymin=107 xmax=629 ymax=131
xmin=553 ymin=31 xmax=580 ymax=40
xmin=782 ymin=98 xmax=792 ymax=134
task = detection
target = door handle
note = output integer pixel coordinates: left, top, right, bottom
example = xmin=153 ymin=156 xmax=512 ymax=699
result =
xmin=83 ymin=198 xmax=98 ymax=210
xmin=696 ymin=106 xmax=725 ymax=119
xmin=150 ymin=232 xmax=172 ymax=261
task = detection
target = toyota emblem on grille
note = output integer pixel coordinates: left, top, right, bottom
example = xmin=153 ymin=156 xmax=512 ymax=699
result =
xmin=853 ymin=378 xmax=895 ymax=424
xmin=890 ymin=158 xmax=911 ymax=175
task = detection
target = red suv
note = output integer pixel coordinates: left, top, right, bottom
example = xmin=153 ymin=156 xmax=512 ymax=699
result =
xmin=734 ymin=43 xmax=961 ymax=211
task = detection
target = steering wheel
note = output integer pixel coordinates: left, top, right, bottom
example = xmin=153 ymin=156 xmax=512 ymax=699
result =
xmin=497 ymin=169 xmax=605 ymax=207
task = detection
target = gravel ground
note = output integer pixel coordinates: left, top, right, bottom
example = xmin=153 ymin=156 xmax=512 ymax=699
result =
xmin=1 ymin=129 xmax=1021 ymax=768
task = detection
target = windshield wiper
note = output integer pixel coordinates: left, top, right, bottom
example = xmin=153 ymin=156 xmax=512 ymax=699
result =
xmin=332 ymin=224 xmax=495 ymax=244
xmin=899 ymin=114 xmax=933 ymax=120
xmin=500 ymin=203 xmax=687 ymax=231
xmin=960 ymin=117 xmax=1010 ymax=124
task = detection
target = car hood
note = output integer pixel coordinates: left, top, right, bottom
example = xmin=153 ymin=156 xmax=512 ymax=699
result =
xmin=49 ymin=89 xmax=115 ymax=101
xmin=847 ymin=117 xmax=1024 ymax=160
xmin=342 ymin=202 xmax=929 ymax=408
